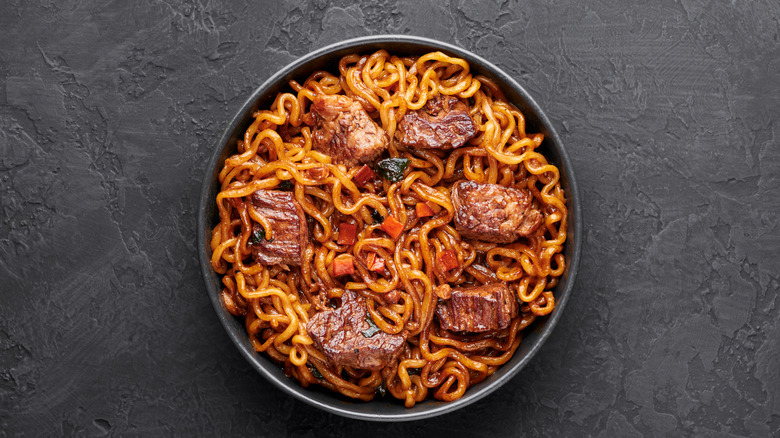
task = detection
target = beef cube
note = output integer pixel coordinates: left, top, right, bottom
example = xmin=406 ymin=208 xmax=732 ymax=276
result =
xmin=311 ymin=94 xmax=389 ymax=167
xmin=306 ymin=290 xmax=406 ymax=370
xmin=396 ymin=94 xmax=477 ymax=150
xmin=248 ymin=190 xmax=308 ymax=266
xmin=436 ymin=283 xmax=517 ymax=332
xmin=451 ymin=180 xmax=543 ymax=243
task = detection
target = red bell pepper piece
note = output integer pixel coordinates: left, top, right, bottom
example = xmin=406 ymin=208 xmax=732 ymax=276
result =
xmin=415 ymin=202 xmax=435 ymax=218
xmin=332 ymin=256 xmax=355 ymax=276
xmin=337 ymin=223 xmax=357 ymax=245
xmin=437 ymin=249 xmax=459 ymax=272
xmin=381 ymin=216 xmax=404 ymax=240
xmin=353 ymin=165 xmax=375 ymax=187
xmin=366 ymin=252 xmax=385 ymax=272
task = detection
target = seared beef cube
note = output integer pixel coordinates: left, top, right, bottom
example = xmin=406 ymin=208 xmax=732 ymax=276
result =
xmin=396 ymin=94 xmax=477 ymax=150
xmin=451 ymin=180 xmax=543 ymax=243
xmin=436 ymin=283 xmax=517 ymax=332
xmin=311 ymin=94 xmax=389 ymax=167
xmin=306 ymin=291 xmax=406 ymax=370
xmin=248 ymin=190 xmax=308 ymax=266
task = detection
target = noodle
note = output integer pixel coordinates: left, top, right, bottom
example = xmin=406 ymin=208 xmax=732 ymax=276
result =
xmin=210 ymin=50 xmax=567 ymax=406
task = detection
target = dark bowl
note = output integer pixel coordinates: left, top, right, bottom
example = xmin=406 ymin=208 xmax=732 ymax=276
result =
xmin=198 ymin=35 xmax=582 ymax=421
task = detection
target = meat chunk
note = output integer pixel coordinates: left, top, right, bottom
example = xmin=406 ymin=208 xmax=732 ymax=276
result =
xmin=311 ymin=94 xmax=389 ymax=167
xmin=436 ymin=283 xmax=517 ymax=332
xmin=396 ymin=94 xmax=477 ymax=150
xmin=248 ymin=190 xmax=308 ymax=266
xmin=451 ymin=180 xmax=543 ymax=243
xmin=306 ymin=291 xmax=406 ymax=370
xmin=304 ymin=165 xmax=329 ymax=180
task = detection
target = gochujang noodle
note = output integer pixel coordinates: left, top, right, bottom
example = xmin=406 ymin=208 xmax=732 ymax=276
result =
xmin=210 ymin=50 xmax=567 ymax=407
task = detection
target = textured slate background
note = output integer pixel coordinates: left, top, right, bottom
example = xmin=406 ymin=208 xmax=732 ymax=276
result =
xmin=1 ymin=0 xmax=779 ymax=436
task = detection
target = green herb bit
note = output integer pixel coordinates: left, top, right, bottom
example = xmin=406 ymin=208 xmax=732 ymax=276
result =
xmin=278 ymin=180 xmax=294 ymax=191
xmin=375 ymin=158 xmax=410 ymax=183
xmin=250 ymin=228 xmax=265 ymax=244
xmin=307 ymin=364 xmax=323 ymax=380
xmin=250 ymin=228 xmax=273 ymax=244
xmin=361 ymin=315 xmax=381 ymax=338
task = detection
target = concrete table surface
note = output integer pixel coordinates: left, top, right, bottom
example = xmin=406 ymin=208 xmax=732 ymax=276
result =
xmin=1 ymin=1 xmax=778 ymax=436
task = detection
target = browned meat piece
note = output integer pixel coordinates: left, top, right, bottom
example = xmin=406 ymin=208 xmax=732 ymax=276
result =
xmin=396 ymin=94 xmax=477 ymax=150
xmin=311 ymin=94 xmax=388 ymax=167
xmin=451 ymin=180 xmax=543 ymax=243
xmin=436 ymin=283 xmax=517 ymax=332
xmin=304 ymin=165 xmax=329 ymax=180
xmin=306 ymin=290 xmax=406 ymax=370
xmin=248 ymin=190 xmax=308 ymax=266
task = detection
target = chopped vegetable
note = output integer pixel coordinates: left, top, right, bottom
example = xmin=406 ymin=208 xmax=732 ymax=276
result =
xmin=307 ymin=364 xmax=323 ymax=380
xmin=375 ymin=158 xmax=410 ymax=182
xmin=381 ymin=216 xmax=404 ymax=239
xmin=415 ymin=202 xmax=435 ymax=218
xmin=250 ymin=228 xmax=266 ymax=244
xmin=337 ymin=223 xmax=357 ymax=245
xmin=437 ymin=249 xmax=459 ymax=271
xmin=361 ymin=315 xmax=381 ymax=338
xmin=332 ymin=256 xmax=355 ymax=276
xmin=370 ymin=209 xmax=384 ymax=224
xmin=278 ymin=180 xmax=294 ymax=191
xmin=434 ymin=284 xmax=452 ymax=299
xmin=250 ymin=228 xmax=273 ymax=244
xmin=353 ymin=164 xmax=375 ymax=186
xmin=366 ymin=252 xmax=385 ymax=272
xmin=250 ymin=228 xmax=274 ymax=244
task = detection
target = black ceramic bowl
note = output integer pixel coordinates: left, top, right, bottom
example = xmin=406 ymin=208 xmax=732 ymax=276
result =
xmin=198 ymin=35 xmax=582 ymax=421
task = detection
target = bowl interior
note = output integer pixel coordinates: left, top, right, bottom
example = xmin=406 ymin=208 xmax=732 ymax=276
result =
xmin=198 ymin=35 xmax=582 ymax=421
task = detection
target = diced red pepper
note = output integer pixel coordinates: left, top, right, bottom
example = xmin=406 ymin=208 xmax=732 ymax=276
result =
xmin=337 ymin=223 xmax=357 ymax=245
xmin=381 ymin=215 xmax=404 ymax=240
xmin=437 ymin=249 xmax=459 ymax=272
xmin=415 ymin=202 xmax=435 ymax=218
xmin=434 ymin=284 xmax=452 ymax=299
xmin=353 ymin=165 xmax=375 ymax=186
xmin=366 ymin=252 xmax=385 ymax=272
xmin=332 ymin=256 xmax=355 ymax=276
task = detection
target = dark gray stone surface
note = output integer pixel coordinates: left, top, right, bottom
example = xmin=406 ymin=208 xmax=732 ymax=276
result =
xmin=1 ymin=0 xmax=778 ymax=436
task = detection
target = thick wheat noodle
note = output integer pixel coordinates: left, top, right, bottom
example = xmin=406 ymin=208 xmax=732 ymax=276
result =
xmin=209 ymin=50 xmax=568 ymax=406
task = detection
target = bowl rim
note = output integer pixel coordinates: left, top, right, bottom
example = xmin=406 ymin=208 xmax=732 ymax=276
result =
xmin=197 ymin=34 xmax=583 ymax=422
